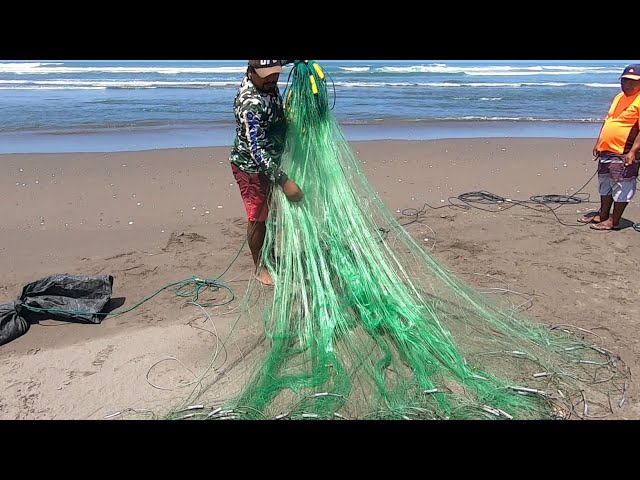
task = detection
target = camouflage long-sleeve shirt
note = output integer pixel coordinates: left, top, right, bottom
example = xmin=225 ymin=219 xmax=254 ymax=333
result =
xmin=229 ymin=76 xmax=288 ymax=186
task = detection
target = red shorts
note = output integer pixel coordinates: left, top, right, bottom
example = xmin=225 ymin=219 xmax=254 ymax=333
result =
xmin=231 ymin=164 xmax=271 ymax=222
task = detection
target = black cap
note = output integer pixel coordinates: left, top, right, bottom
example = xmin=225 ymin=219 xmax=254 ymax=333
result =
xmin=620 ymin=64 xmax=640 ymax=80
xmin=248 ymin=60 xmax=285 ymax=78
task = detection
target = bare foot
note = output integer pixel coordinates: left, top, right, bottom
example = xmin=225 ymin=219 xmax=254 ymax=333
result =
xmin=578 ymin=215 xmax=601 ymax=224
xmin=589 ymin=219 xmax=619 ymax=231
xmin=255 ymin=268 xmax=275 ymax=286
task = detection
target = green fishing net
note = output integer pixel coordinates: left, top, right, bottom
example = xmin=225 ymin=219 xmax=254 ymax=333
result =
xmin=168 ymin=60 xmax=628 ymax=421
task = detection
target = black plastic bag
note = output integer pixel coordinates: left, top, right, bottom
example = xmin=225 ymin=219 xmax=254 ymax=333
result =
xmin=0 ymin=274 xmax=114 ymax=346
xmin=0 ymin=301 xmax=30 ymax=346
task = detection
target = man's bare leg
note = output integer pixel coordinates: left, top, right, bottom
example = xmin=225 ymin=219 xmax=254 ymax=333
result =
xmin=248 ymin=220 xmax=274 ymax=286
xmin=579 ymin=194 xmax=613 ymax=224
xmin=590 ymin=200 xmax=627 ymax=230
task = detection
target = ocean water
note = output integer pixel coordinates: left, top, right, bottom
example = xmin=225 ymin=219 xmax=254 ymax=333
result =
xmin=0 ymin=59 xmax=637 ymax=154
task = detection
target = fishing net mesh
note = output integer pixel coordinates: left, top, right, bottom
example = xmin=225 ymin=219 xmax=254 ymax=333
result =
xmin=167 ymin=60 xmax=627 ymax=421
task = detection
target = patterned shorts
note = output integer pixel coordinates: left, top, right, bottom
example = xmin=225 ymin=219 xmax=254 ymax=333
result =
xmin=231 ymin=164 xmax=271 ymax=222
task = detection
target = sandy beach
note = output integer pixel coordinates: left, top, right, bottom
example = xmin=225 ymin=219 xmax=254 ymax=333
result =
xmin=1 ymin=138 xmax=638 ymax=420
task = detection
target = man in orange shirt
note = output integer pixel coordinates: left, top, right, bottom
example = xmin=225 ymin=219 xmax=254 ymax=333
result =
xmin=580 ymin=64 xmax=640 ymax=230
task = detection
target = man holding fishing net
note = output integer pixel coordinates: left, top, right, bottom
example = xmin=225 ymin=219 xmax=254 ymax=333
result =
xmin=229 ymin=60 xmax=304 ymax=286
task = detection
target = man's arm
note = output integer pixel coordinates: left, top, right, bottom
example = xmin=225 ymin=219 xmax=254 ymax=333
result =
xmin=241 ymin=109 xmax=289 ymax=186
xmin=593 ymin=121 xmax=606 ymax=158
xmin=626 ymin=134 xmax=640 ymax=166
xmin=243 ymin=109 xmax=303 ymax=202
xmin=625 ymin=103 xmax=640 ymax=166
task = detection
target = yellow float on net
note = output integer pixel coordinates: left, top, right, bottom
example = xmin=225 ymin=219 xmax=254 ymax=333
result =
xmin=313 ymin=63 xmax=325 ymax=80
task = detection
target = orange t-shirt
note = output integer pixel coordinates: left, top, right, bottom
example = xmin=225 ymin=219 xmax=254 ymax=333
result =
xmin=596 ymin=92 xmax=640 ymax=154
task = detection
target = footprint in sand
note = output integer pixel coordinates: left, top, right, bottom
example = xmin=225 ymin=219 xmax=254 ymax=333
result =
xmin=92 ymin=345 xmax=116 ymax=368
xmin=16 ymin=379 xmax=40 ymax=419
xmin=67 ymin=370 xmax=97 ymax=379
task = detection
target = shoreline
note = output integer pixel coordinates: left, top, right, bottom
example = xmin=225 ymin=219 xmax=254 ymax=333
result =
xmin=0 ymin=121 xmax=601 ymax=155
